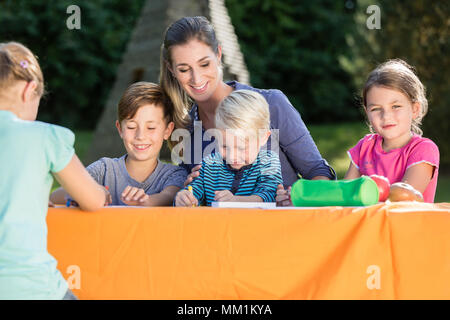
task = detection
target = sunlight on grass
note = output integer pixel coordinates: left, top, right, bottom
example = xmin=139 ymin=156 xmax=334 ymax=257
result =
xmin=308 ymin=122 xmax=370 ymax=179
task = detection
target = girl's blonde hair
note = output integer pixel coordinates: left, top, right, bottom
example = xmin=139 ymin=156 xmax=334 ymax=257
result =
xmin=159 ymin=16 xmax=219 ymax=133
xmin=0 ymin=42 xmax=44 ymax=97
xmin=215 ymin=89 xmax=270 ymax=136
xmin=362 ymin=59 xmax=428 ymax=136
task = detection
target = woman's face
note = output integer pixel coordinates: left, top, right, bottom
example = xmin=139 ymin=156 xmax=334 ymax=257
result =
xmin=169 ymin=39 xmax=222 ymax=103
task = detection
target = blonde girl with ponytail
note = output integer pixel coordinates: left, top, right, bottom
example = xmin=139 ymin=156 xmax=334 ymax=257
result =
xmin=0 ymin=42 xmax=109 ymax=299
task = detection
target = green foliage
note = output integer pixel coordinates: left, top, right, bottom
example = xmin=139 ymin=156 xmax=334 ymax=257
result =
xmin=352 ymin=0 xmax=450 ymax=170
xmin=309 ymin=122 xmax=369 ymax=178
xmin=226 ymin=0 xmax=360 ymax=123
xmin=0 ymin=0 xmax=145 ymax=129
xmin=2 ymin=0 xmax=447 ymax=171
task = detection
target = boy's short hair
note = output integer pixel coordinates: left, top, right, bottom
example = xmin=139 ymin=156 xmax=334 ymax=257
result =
xmin=118 ymin=82 xmax=174 ymax=124
xmin=215 ymin=89 xmax=270 ymax=136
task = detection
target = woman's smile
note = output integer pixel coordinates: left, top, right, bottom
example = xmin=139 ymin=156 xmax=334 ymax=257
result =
xmin=190 ymin=81 xmax=208 ymax=95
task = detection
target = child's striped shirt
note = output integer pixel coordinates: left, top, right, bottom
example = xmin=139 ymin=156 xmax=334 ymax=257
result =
xmin=186 ymin=150 xmax=282 ymax=206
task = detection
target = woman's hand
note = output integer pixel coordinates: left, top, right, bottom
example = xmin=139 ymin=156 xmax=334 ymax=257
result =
xmin=276 ymin=184 xmax=292 ymax=207
xmin=214 ymin=190 xmax=235 ymax=202
xmin=175 ymin=189 xmax=199 ymax=207
xmin=121 ymin=186 xmax=149 ymax=206
xmin=184 ymin=165 xmax=202 ymax=187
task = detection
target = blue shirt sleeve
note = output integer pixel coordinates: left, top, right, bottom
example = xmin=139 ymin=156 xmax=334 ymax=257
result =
xmin=267 ymin=90 xmax=336 ymax=180
xmin=253 ymin=151 xmax=283 ymax=202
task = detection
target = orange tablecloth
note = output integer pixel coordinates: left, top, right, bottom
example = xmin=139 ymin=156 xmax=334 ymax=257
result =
xmin=47 ymin=203 xmax=450 ymax=299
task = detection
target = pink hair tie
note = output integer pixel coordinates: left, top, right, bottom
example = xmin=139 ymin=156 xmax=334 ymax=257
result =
xmin=20 ymin=60 xmax=29 ymax=69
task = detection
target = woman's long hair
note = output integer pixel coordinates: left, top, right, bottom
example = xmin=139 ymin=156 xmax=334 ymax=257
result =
xmin=159 ymin=16 xmax=219 ymax=137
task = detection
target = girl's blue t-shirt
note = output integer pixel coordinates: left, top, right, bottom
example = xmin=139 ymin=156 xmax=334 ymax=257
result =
xmin=0 ymin=110 xmax=74 ymax=299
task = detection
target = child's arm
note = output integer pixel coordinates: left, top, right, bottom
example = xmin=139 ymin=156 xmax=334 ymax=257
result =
xmin=50 ymin=158 xmax=111 ymax=206
xmin=344 ymin=162 xmax=361 ymax=180
xmin=121 ymin=186 xmax=181 ymax=206
xmin=175 ymin=161 xmax=207 ymax=207
xmin=53 ymin=154 xmax=108 ymax=211
xmin=147 ymin=186 xmax=183 ymax=206
xmin=400 ymin=139 xmax=439 ymax=196
xmin=251 ymin=151 xmax=283 ymax=202
xmin=401 ymin=162 xmax=435 ymax=194
xmin=214 ymin=190 xmax=263 ymax=202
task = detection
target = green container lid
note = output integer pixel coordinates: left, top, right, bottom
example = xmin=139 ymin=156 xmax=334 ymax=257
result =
xmin=291 ymin=176 xmax=379 ymax=207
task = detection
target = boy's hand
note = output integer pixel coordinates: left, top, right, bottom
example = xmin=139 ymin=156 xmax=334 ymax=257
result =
xmin=175 ymin=189 xmax=199 ymax=207
xmin=184 ymin=165 xmax=202 ymax=187
xmin=48 ymin=200 xmax=55 ymax=207
xmin=214 ymin=190 xmax=235 ymax=202
xmin=121 ymin=186 xmax=149 ymax=206
xmin=276 ymin=184 xmax=293 ymax=207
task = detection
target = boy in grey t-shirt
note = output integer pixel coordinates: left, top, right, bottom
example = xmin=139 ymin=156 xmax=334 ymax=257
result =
xmin=51 ymin=82 xmax=186 ymax=206
xmin=86 ymin=155 xmax=186 ymax=205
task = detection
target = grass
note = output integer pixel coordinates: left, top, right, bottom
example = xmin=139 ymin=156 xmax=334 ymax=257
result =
xmin=73 ymin=131 xmax=94 ymax=165
xmin=308 ymin=122 xmax=369 ymax=179
xmin=67 ymin=124 xmax=449 ymax=202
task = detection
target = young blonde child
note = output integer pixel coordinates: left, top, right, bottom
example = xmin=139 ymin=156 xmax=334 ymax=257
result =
xmin=0 ymin=42 xmax=108 ymax=299
xmin=51 ymin=82 xmax=187 ymax=206
xmin=344 ymin=59 xmax=439 ymax=202
xmin=175 ymin=89 xmax=282 ymax=206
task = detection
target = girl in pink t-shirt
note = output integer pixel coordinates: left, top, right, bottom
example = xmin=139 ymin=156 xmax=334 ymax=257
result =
xmin=345 ymin=59 xmax=439 ymax=202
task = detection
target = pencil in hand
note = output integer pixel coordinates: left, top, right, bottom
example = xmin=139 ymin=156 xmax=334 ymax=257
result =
xmin=188 ymin=186 xmax=196 ymax=207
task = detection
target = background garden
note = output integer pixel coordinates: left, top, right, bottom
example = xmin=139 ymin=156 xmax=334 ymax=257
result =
xmin=1 ymin=0 xmax=448 ymax=201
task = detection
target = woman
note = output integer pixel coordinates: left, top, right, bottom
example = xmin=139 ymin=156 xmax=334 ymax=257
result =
xmin=159 ymin=16 xmax=336 ymax=205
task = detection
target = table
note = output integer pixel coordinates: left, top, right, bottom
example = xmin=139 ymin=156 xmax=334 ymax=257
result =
xmin=47 ymin=202 xmax=450 ymax=299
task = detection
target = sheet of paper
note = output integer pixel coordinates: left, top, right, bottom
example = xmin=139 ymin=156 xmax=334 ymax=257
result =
xmin=211 ymin=202 xmax=276 ymax=209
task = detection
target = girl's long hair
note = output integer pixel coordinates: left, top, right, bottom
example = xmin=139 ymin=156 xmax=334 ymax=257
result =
xmin=362 ymin=59 xmax=428 ymax=136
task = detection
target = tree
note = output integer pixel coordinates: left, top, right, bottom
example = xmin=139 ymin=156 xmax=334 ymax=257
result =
xmin=0 ymin=0 xmax=145 ymax=129
xmin=226 ymin=0 xmax=359 ymax=123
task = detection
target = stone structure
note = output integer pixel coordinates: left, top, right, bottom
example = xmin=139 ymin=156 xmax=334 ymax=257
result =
xmin=85 ymin=0 xmax=250 ymax=164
